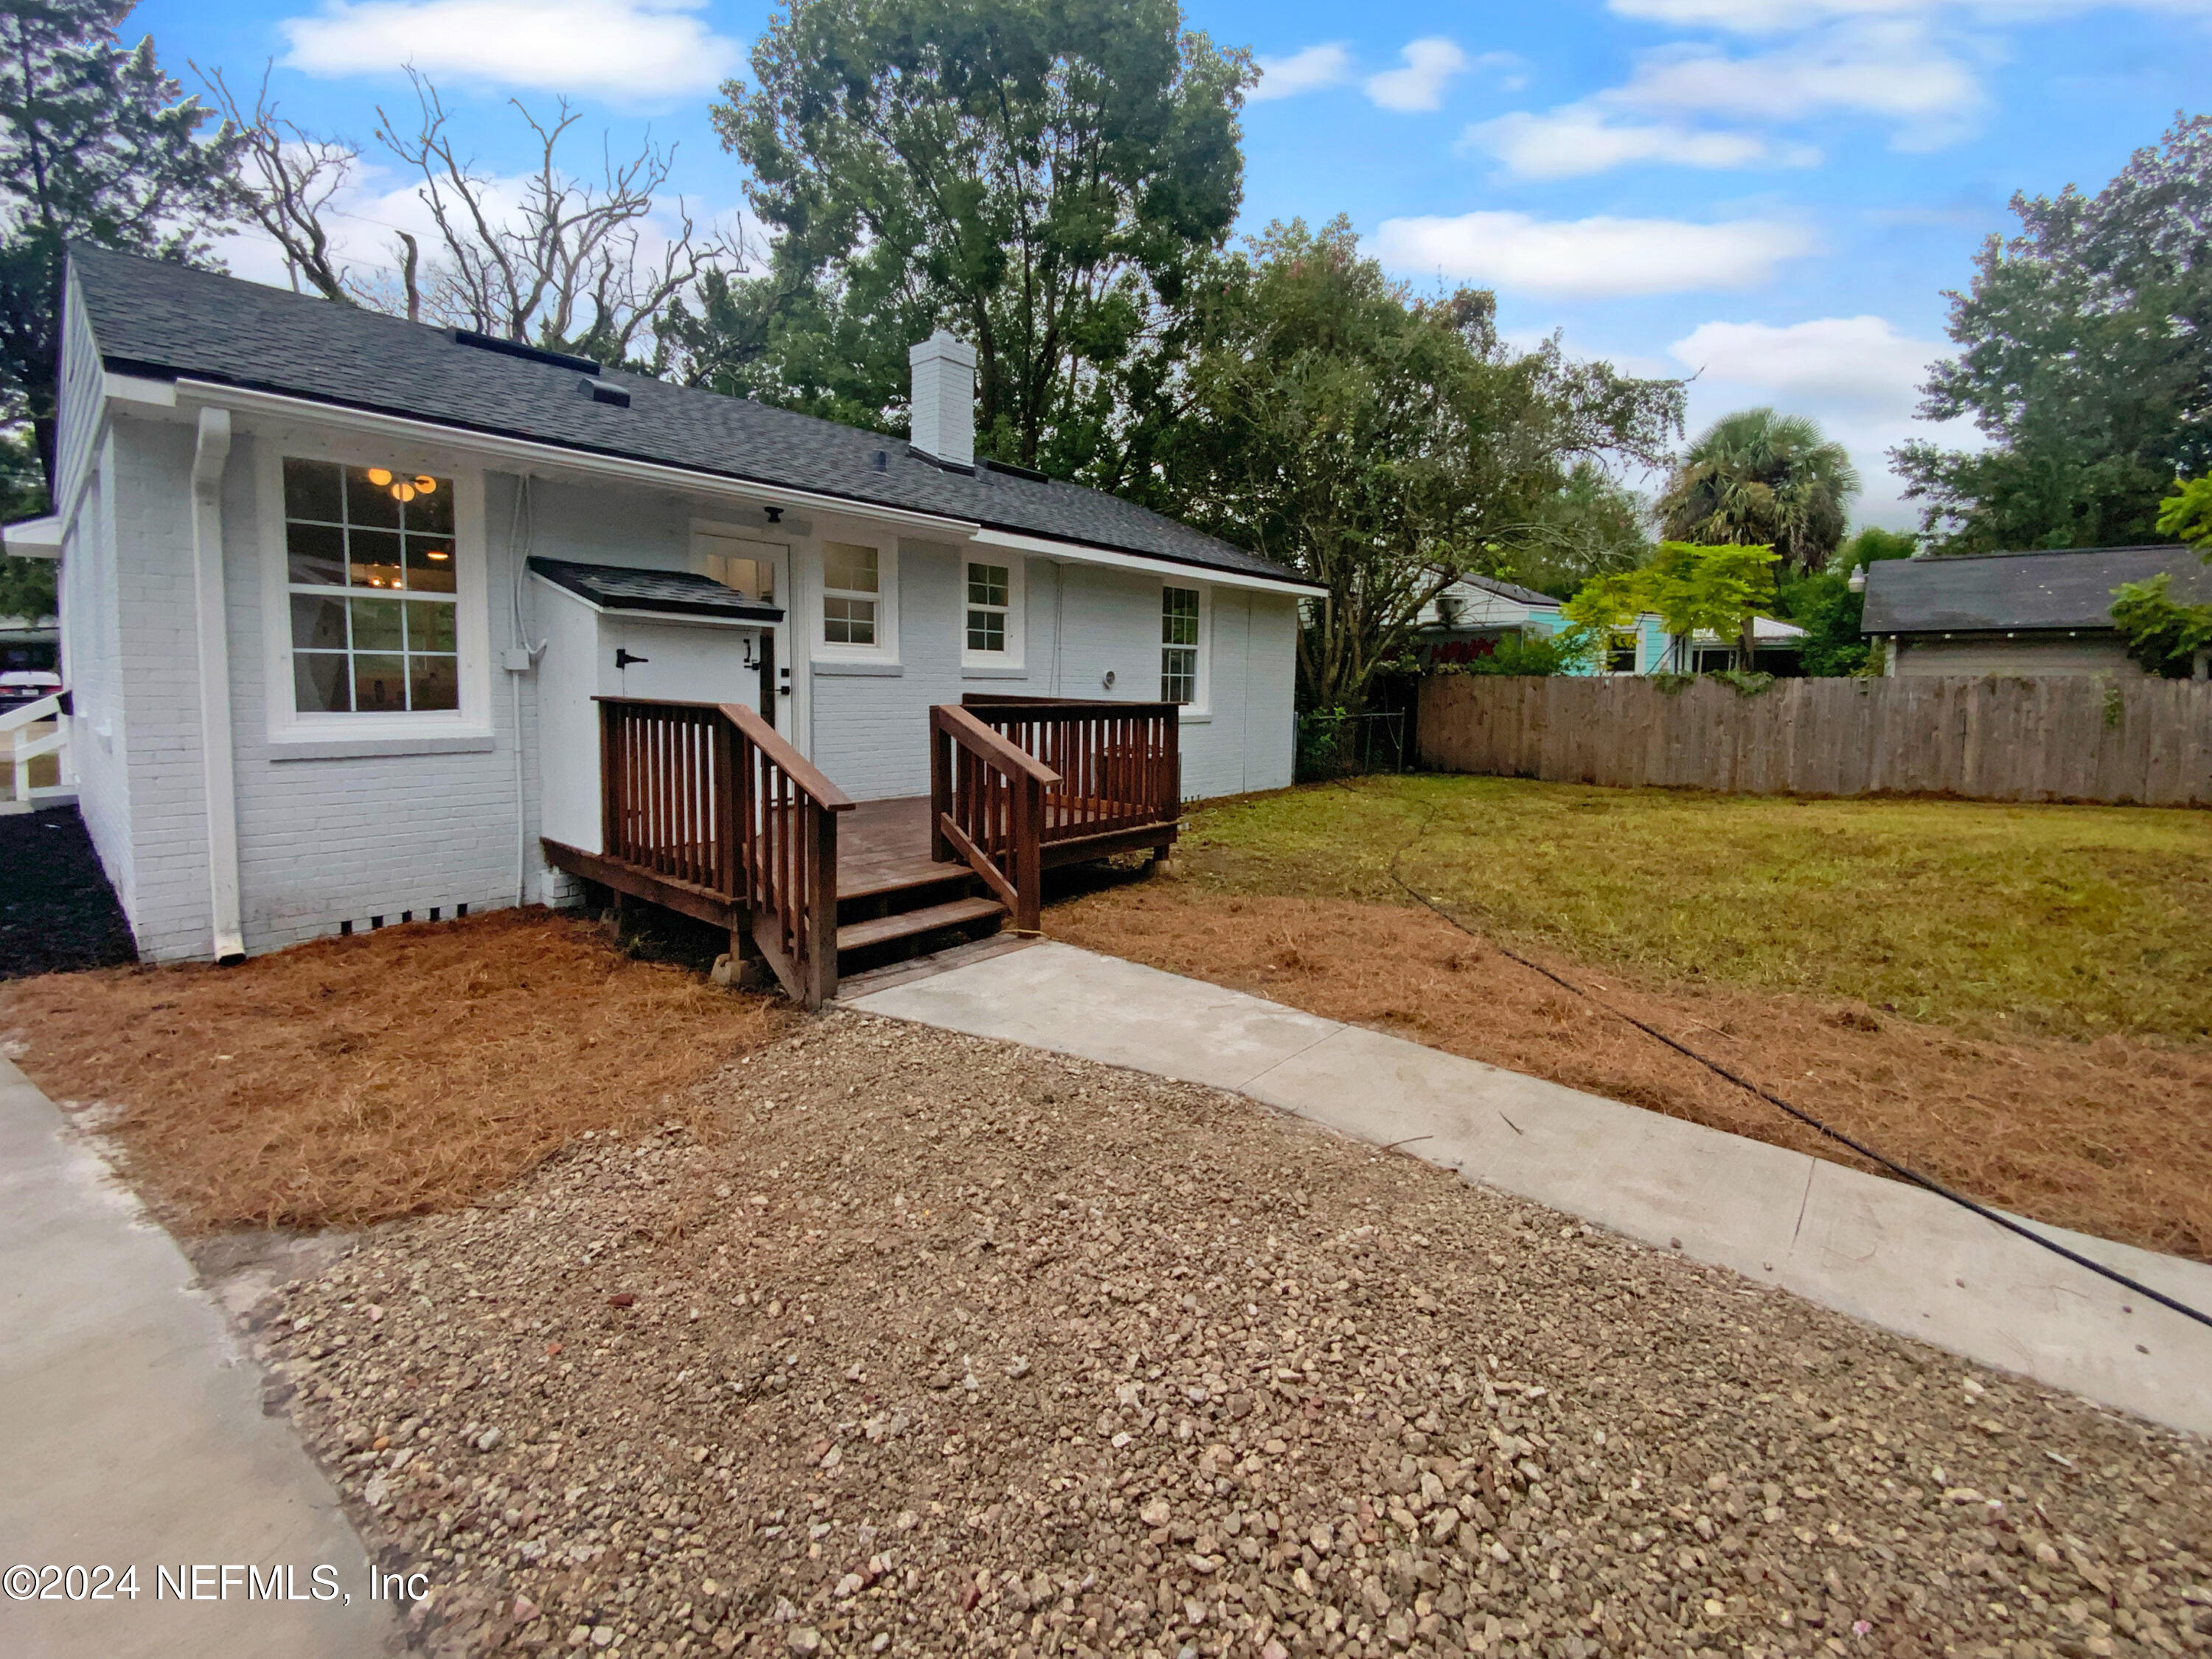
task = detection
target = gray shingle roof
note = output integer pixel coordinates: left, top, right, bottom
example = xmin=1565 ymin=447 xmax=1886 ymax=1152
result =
xmin=1862 ymin=546 xmax=2212 ymax=634
xmin=71 ymin=245 xmax=1316 ymax=589
xmin=529 ymin=557 xmax=783 ymax=622
xmin=1456 ymin=572 xmax=1560 ymax=608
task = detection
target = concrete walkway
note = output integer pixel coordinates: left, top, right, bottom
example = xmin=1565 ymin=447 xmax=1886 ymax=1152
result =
xmin=0 ymin=1056 xmax=397 ymax=1658
xmin=849 ymin=941 xmax=2212 ymax=1439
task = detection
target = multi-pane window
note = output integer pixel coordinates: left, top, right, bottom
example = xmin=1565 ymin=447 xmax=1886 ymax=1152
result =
xmin=821 ymin=542 xmax=878 ymax=646
xmin=966 ymin=561 xmax=1009 ymax=653
xmin=1607 ymin=630 xmax=1639 ymax=674
xmin=284 ymin=458 xmax=458 ymax=714
xmin=1161 ymin=585 xmax=1200 ymax=705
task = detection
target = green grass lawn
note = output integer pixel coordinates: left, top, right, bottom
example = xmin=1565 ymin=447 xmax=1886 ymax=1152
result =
xmin=1179 ymin=776 xmax=2212 ymax=1043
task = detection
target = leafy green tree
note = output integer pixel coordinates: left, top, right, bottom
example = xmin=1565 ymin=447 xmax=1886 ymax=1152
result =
xmin=1895 ymin=114 xmax=2212 ymax=554
xmin=1775 ymin=526 xmax=1917 ymax=676
xmin=1506 ymin=461 xmax=1653 ymax=598
xmin=2155 ymin=473 xmax=2212 ymax=555
xmin=701 ymin=0 xmax=1252 ymax=475
xmin=1658 ymin=407 xmax=1859 ymax=576
xmin=2110 ymin=574 xmax=2212 ymax=678
xmin=1563 ymin=541 xmax=1778 ymax=670
xmin=1157 ymin=218 xmax=1681 ymax=712
xmin=0 ymin=0 xmax=237 ymax=485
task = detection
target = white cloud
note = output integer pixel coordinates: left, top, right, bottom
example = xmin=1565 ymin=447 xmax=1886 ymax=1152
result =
xmin=1374 ymin=212 xmax=1817 ymax=298
xmin=279 ymin=0 xmax=743 ymax=100
xmin=1470 ymin=15 xmax=1984 ymax=178
xmin=1250 ymin=43 xmax=1354 ymax=101
xmin=1614 ymin=22 xmax=1984 ymax=146
xmin=1670 ymin=316 xmax=1944 ymax=411
xmin=1609 ymin=0 xmax=2211 ymax=32
xmin=1668 ymin=315 xmax=1970 ymax=526
xmin=1364 ymin=38 xmax=1472 ymax=112
xmin=1468 ymin=105 xmax=1819 ymax=178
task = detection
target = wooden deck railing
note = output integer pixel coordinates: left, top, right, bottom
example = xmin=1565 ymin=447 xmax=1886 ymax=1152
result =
xmin=958 ymin=695 xmax=1181 ymax=844
xmin=929 ymin=703 xmax=1057 ymax=932
xmin=593 ymin=697 xmax=853 ymax=1006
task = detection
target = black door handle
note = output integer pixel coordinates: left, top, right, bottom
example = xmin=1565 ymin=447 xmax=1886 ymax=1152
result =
xmin=614 ymin=648 xmax=650 ymax=669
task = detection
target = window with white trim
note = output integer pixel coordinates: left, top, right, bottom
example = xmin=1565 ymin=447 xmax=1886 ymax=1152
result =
xmin=967 ymin=561 xmax=1008 ymax=652
xmin=821 ymin=541 xmax=879 ymax=646
xmin=1161 ymin=584 xmax=1201 ymax=705
xmin=961 ymin=556 xmax=1024 ymax=668
xmin=283 ymin=457 xmax=458 ymax=713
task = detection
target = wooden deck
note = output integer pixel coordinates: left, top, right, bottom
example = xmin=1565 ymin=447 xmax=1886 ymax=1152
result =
xmin=838 ymin=796 xmax=949 ymax=901
xmin=546 ymin=695 xmax=1182 ymax=1007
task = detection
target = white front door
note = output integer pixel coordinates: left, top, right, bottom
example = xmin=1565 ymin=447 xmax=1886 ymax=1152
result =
xmin=693 ymin=531 xmax=797 ymax=744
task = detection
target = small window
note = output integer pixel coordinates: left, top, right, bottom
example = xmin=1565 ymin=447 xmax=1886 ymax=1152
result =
xmin=284 ymin=457 xmax=458 ymax=714
xmin=822 ymin=541 xmax=878 ymax=646
xmin=966 ymin=561 xmax=1009 ymax=653
xmin=1607 ymin=630 xmax=1639 ymax=674
xmin=1161 ymin=585 xmax=1200 ymax=705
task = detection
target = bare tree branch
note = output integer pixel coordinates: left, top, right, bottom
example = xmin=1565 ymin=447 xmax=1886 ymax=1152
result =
xmin=197 ymin=63 xmax=364 ymax=305
xmin=371 ymin=68 xmax=740 ymax=364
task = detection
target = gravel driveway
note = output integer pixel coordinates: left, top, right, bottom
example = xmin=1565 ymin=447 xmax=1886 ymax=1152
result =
xmin=254 ymin=1014 xmax=2211 ymax=1659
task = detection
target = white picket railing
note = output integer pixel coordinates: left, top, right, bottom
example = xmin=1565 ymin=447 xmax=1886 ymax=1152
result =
xmin=1 ymin=693 xmax=72 ymax=807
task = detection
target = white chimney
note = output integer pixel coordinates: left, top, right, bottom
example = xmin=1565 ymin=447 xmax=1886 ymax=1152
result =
xmin=908 ymin=330 xmax=976 ymax=468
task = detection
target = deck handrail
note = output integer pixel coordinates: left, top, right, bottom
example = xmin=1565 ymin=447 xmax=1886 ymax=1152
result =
xmin=956 ymin=695 xmax=1181 ymax=843
xmin=717 ymin=702 xmax=858 ymax=813
xmin=3 ymin=692 xmax=69 ymax=806
xmin=930 ymin=703 xmax=1059 ymax=932
xmin=594 ymin=697 xmax=849 ymax=1007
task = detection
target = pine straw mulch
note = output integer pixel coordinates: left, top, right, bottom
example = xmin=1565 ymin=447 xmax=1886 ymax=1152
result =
xmin=0 ymin=908 xmax=791 ymax=1234
xmin=1047 ymin=883 xmax=2212 ymax=1264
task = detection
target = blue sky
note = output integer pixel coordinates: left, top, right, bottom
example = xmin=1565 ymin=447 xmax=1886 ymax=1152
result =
xmin=136 ymin=0 xmax=2210 ymax=525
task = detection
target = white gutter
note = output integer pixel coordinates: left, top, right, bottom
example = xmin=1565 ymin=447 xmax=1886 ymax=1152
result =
xmin=168 ymin=378 xmax=1322 ymax=599
xmin=969 ymin=526 xmax=1325 ymax=599
xmin=189 ymin=407 xmax=245 ymax=963
xmin=1 ymin=514 xmax=61 ymax=558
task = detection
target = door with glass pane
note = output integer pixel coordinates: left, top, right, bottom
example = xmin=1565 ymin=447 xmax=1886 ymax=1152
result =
xmin=692 ymin=532 xmax=792 ymax=736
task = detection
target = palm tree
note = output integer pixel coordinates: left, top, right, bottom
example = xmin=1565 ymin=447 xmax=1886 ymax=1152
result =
xmin=1658 ymin=408 xmax=1861 ymax=577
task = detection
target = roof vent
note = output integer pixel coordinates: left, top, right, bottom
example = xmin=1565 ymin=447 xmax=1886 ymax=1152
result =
xmin=450 ymin=327 xmax=602 ymax=375
xmin=579 ymin=376 xmax=631 ymax=408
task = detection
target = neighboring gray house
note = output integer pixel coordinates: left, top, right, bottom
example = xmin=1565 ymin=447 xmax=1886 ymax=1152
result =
xmin=2 ymin=246 xmax=1317 ymax=964
xmin=1863 ymin=545 xmax=2212 ymax=678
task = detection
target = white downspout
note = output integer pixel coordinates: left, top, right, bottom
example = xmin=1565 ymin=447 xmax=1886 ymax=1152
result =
xmin=189 ymin=408 xmax=245 ymax=962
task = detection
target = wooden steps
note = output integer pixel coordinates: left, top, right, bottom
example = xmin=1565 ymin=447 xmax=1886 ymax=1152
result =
xmin=835 ymin=894 xmax=1006 ymax=956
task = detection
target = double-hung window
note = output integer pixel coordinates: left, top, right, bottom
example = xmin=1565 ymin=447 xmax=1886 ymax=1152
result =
xmin=284 ymin=458 xmax=458 ymax=714
xmin=1161 ymin=585 xmax=1202 ymax=706
xmin=966 ymin=562 xmax=1009 ymax=653
xmin=821 ymin=542 xmax=879 ymax=646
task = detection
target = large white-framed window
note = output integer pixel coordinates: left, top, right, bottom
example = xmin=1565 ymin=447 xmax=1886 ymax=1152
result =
xmin=813 ymin=538 xmax=897 ymax=664
xmin=961 ymin=554 xmax=1024 ymax=670
xmin=282 ymin=457 xmax=459 ymax=714
xmin=258 ymin=436 xmax=490 ymax=750
xmin=1161 ymin=581 xmax=1209 ymax=712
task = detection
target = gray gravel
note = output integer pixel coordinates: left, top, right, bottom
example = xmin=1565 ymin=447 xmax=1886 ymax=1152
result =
xmin=252 ymin=1012 xmax=2212 ymax=1658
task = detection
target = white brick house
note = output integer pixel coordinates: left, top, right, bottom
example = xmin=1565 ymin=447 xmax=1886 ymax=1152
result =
xmin=7 ymin=247 xmax=1316 ymax=964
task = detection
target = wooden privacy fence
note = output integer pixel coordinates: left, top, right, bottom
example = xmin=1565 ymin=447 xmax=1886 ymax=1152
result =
xmin=1417 ymin=674 xmax=2212 ymax=806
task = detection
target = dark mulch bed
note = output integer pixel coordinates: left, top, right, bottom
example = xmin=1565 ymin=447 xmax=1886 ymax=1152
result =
xmin=0 ymin=807 xmax=136 ymax=978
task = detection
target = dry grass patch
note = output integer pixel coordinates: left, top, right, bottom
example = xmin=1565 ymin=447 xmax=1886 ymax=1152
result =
xmin=1050 ymin=884 xmax=2212 ymax=1262
xmin=0 ymin=908 xmax=789 ymax=1233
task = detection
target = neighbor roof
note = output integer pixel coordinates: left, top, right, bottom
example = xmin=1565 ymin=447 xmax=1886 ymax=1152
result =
xmin=1450 ymin=572 xmax=1560 ymax=609
xmin=1863 ymin=546 xmax=2212 ymax=635
xmin=529 ymin=557 xmax=784 ymax=623
xmin=69 ymin=245 xmax=1315 ymax=589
